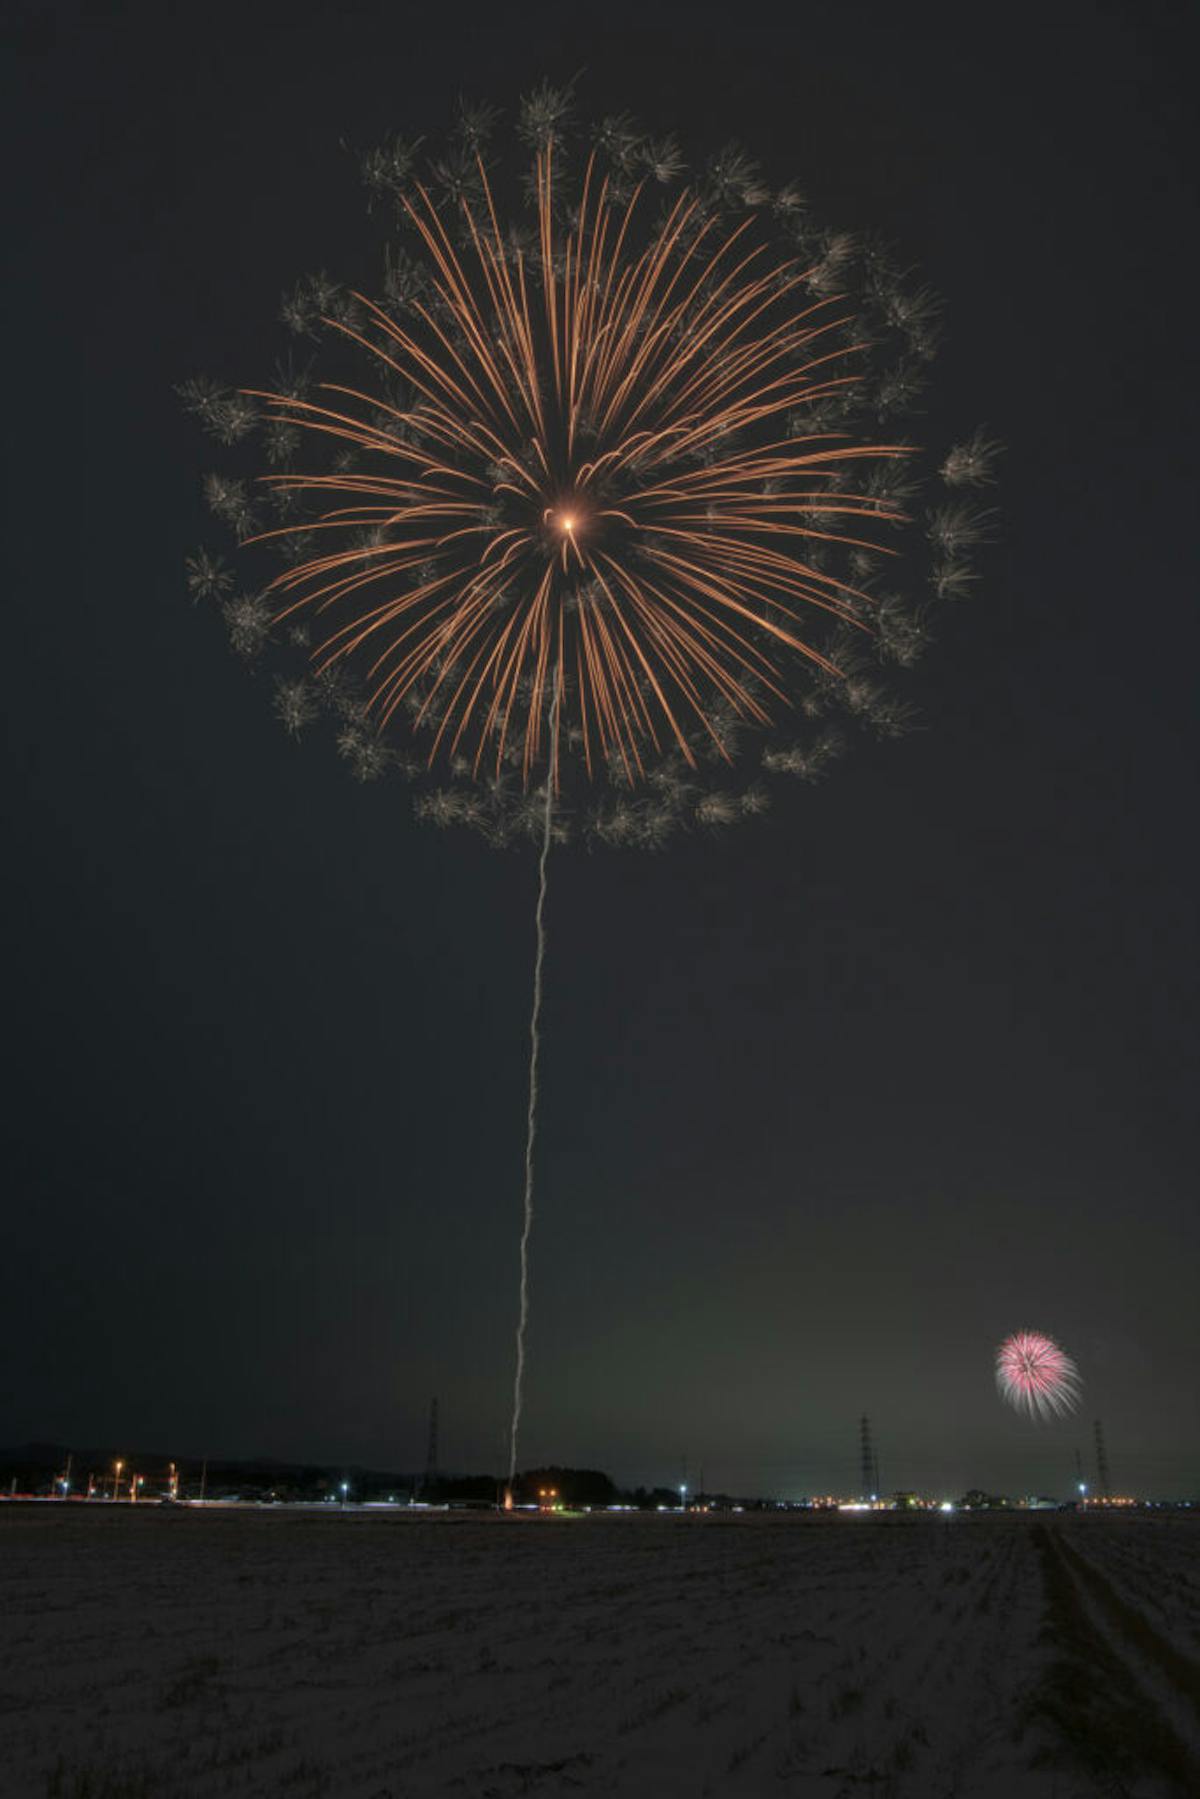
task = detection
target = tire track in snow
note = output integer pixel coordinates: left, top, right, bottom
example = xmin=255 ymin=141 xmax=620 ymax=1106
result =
xmin=1030 ymin=1524 xmax=1200 ymax=1796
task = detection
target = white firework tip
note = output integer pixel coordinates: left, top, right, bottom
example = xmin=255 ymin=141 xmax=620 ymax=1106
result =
xmin=184 ymin=547 xmax=234 ymax=604
xmin=177 ymin=377 xmax=258 ymax=446
xmin=940 ymin=427 xmax=1003 ymax=489
xmin=221 ymin=592 xmax=272 ymax=660
xmin=517 ymin=77 xmax=576 ymax=150
xmin=926 ymin=501 xmax=996 ymax=558
xmin=994 ymin=1328 xmax=1082 ymax=1423
xmin=273 ymin=676 xmax=318 ymax=739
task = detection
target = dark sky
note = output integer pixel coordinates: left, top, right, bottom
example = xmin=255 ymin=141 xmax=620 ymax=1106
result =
xmin=5 ymin=0 xmax=1197 ymax=1499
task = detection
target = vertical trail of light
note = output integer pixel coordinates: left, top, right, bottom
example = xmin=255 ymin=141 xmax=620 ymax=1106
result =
xmin=506 ymin=675 xmax=561 ymax=1500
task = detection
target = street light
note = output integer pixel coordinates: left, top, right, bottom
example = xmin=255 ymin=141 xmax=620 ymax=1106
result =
xmin=340 ymin=1481 xmax=350 ymax=1506
xmin=680 ymin=1484 xmax=688 ymax=1511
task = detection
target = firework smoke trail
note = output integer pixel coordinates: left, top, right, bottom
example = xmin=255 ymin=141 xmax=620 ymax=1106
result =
xmin=506 ymin=675 xmax=561 ymax=1500
xmin=995 ymin=1328 xmax=1082 ymax=1421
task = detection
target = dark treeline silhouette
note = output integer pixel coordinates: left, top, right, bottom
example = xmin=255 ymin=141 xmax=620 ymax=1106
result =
xmin=512 ymin=1466 xmax=616 ymax=1507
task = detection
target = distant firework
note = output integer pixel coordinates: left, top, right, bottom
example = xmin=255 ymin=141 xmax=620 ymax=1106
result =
xmin=995 ymin=1330 xmax=1081 ymax=1421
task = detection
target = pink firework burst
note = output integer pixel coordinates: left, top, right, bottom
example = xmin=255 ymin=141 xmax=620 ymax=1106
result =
xmin=995 ymin=1329 xmax=1082 ymax=1421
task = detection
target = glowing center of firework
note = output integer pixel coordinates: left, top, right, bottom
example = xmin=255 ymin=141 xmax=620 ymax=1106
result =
xmin=543 ymin=502 xmax=589 ymax=570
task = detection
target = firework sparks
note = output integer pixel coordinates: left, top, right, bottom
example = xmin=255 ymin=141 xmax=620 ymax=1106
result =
xmin=183 ymin=90 xmax=995 ymax=1490
xmin=995 ymin=1329 xmax=1081 ymax=1421
xmin=241 ymin=145 xmax=912 ymax=792
xmin=185 ymin=96 xmax=996 ymax=843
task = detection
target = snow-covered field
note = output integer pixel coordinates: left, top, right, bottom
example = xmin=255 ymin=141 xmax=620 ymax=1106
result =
xmin=2 ymin=1506 xmax=1198 ymax=1797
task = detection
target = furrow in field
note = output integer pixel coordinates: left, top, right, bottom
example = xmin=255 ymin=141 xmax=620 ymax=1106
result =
xmin=1027 ymin=1522 xmax=1200 ymax=1798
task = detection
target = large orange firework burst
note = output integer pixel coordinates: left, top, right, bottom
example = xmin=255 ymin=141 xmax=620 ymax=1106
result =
xmin=255 ymin=149 xmax=903 ymax=785
xmin=181 ymin=86 xmax=997 ymax=1486
xmin=183 ymin=86 xmax=997 ymax=845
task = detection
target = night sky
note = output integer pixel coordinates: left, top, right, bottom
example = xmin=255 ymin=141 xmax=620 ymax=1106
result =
xmin=6 ymin=0 xmax=1197 ymax=1501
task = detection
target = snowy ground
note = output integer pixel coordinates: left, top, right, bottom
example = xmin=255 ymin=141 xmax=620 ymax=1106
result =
xmin=2 ymin=1506 xmax=1198 ymax=1797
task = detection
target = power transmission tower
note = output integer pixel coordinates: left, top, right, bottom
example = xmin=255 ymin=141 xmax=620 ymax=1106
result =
xmin=860 ymin=1415 xmax=876 ymax=1501
xmin=1093 ymin=1418 xmax=1110 ymax=1498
